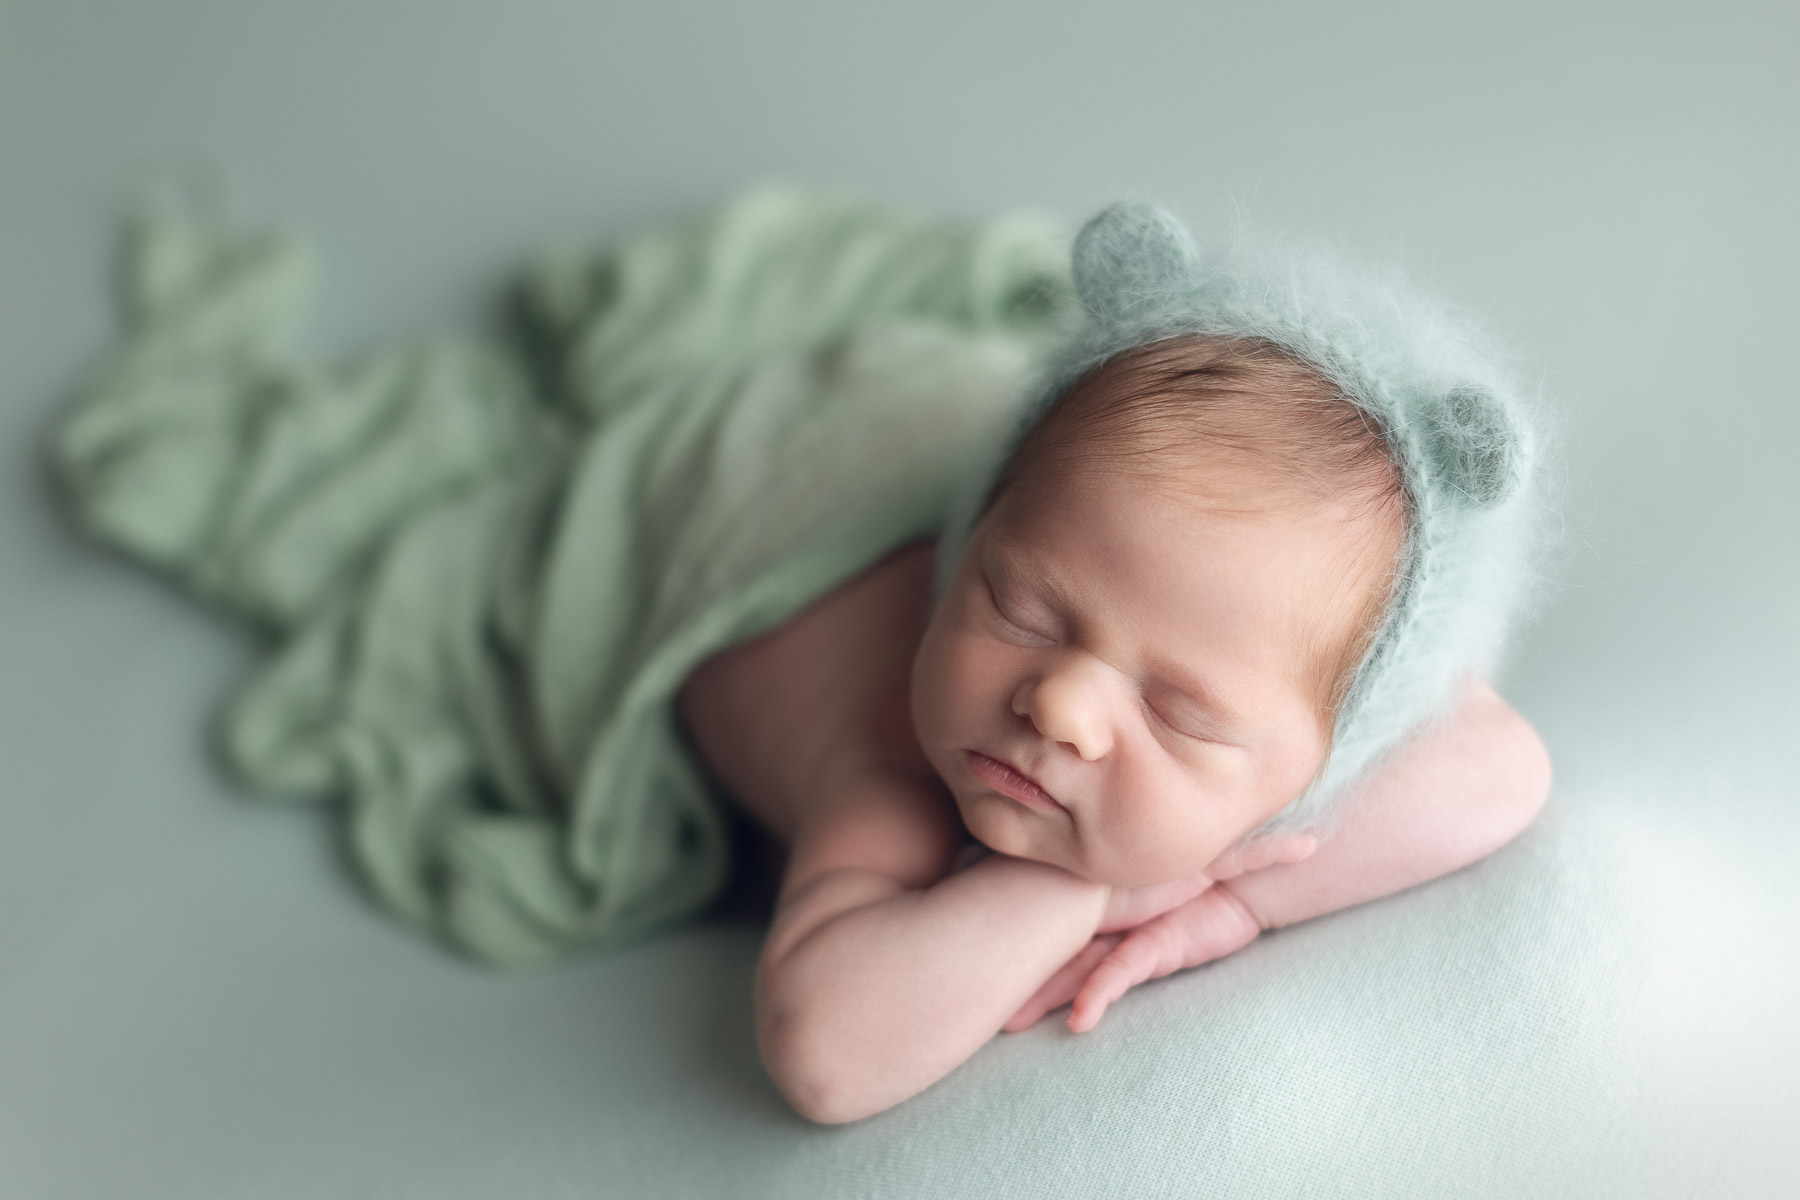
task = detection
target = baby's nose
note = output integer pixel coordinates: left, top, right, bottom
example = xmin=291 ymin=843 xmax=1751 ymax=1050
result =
xmin=1012 ymin=666 xmax=1114 ymax=761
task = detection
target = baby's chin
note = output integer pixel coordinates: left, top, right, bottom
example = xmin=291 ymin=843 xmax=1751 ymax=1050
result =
xmin=957 ymin=793 xmax=1223 ymax=888
xmin=955 ymin=790 xmax=1079 ymax=872
xmin=954 ymin=792 xmax=1145 ymax=885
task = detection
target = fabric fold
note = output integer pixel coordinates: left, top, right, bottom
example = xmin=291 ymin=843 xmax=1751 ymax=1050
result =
xmin=56 ymin=182 xmax=1079 ymax=964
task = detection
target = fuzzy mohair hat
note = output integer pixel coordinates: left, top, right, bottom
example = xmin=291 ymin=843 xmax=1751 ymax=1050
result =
xmin=930 ymin=200 xmax=1545 ymax=836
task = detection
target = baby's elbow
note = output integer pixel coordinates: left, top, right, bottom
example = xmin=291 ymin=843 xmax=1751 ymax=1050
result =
xmin=1477 ymin=694 xmax=1552 ymax=848
xmin=774 ymin=1069 xmax=873 ymax=1126
xmin=760 ymin=1011 xmax=878 ymax=1125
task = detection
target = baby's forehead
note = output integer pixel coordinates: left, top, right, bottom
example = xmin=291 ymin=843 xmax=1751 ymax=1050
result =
xmin=1009 ymin=333 xmax=1405 ymax=517
xmin=1004 ymin=444 xmax=1374 ymax=545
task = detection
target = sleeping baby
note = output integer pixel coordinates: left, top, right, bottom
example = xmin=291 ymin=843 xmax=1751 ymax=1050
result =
xmin=56 ymin=184 xmax=1549 ymax=1129
xmin=677 ymin=202 xmax=1550 ymax=1123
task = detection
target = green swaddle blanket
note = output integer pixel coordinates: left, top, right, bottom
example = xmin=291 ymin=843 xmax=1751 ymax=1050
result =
xmin=56 ymin=183 xmax=1080 ymax=964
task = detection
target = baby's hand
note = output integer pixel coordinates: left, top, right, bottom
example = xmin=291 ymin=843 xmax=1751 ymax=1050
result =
xmin=1003 ymin=832 xmax=1314 ymax=1034
xmin=1094 ymin=870 xmax=1219 ymax=934
xmin=1001 ymin=886 xmax=1260 ymax=1033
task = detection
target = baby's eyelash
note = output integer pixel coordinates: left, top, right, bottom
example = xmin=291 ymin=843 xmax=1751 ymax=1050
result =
xmin=993 ymin=609 xmax=1045 ymax=642
xmin=983 ymin=584 xmax=1051 ymax=643
xmin=1144 ymin=697 xmax=1210 ymax=744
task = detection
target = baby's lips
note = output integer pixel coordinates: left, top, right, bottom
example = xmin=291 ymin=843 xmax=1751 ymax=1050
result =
xmin=966 ymin=749 xmax=1065 ymax=811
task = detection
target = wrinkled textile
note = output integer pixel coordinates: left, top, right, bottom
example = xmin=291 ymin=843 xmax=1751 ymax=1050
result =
xmin=56 ymin=183 xmax=1079 ymax=964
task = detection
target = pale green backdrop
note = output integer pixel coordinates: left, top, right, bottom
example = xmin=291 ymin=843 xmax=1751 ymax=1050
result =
xmin=3 ymin=1 xmax=1796 ymax=1196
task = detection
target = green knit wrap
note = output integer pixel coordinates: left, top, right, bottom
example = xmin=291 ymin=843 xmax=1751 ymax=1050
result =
xmin=56 ymin=183 xmax=1080 ymax=964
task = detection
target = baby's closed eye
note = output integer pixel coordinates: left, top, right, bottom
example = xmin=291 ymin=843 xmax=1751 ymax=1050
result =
xmin=1142 ymin=697 xmax=1214 ymax=743
xmin=982 ymin=583 xmax=1054 ymax=645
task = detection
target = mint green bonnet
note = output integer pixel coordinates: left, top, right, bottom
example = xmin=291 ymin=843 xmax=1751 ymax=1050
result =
xmin=930 ymin=201 xmax=1546 ymax=835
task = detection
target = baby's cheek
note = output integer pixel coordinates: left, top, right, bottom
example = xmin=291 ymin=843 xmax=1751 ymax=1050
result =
xmin=1259 ymin=732 xmax=1330 ymax=815
xmin=908 ymin=627 xmax=955 ymax=731
xmin=922 ymin=631 xmax=988 ymax=722
xmin=910 ymin=631 xmax=983 ymax=781
xmin=1088 ymin=781 xmax=1224 ymax=885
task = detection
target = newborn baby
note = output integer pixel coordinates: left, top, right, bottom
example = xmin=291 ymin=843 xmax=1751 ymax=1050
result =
xmin=53 ymin=181 xmax=1548 ymax=1120
xmin=678 ymin=203 xmax=1551 ymax=1124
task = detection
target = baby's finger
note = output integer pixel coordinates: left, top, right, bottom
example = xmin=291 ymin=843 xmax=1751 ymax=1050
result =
xmin=1005 ymin=978 xmax=1082 ymax=1032
xmin=1067 ymin=923 xmax=1179 ymax=1033
xmin=1002 ymin=939 xmax=1114 ymax=1032
xmin=1002 ymin=933 xmax=1123 ymax=1032
xmin=1001 ymin=980 xmax=1076 ymax=1033
xmin=1001 ymin=967 xmax=1071 ymax=1033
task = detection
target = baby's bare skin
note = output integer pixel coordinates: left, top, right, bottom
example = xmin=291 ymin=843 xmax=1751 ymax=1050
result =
xmin=678 ymin=482 xmax=1550 ymax=1124
xmin=678 ymin=537 xmax=945 ymax=852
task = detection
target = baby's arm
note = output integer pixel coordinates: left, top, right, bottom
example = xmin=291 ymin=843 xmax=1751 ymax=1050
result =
xmin=755 ymin=768 xmax=1114 ymax=1124
xmin=1006 ymin=677 xmax=1552 ymax=1032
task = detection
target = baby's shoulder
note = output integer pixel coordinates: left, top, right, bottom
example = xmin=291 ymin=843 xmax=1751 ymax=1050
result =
xmin=677 ymin=537 xmax=941 ymax=840
xmin=785 ymin=536 xmax=943 ymax=789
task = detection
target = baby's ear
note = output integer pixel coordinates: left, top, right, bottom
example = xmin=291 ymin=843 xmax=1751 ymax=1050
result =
xmin=1419 ymin=385 xmax=1527 ymax=509
xmin=1208 ymin=831 xmax=1318 ymax=882
xmin=1072 ymin=201 xmax=1200 ymax=329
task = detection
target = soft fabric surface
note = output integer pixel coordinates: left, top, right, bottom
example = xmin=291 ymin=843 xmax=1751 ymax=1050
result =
xmin=8 ymin=2 xmax=1795 ymax=1195
xmin=54 ymin=182 xmax=1080 ymax=963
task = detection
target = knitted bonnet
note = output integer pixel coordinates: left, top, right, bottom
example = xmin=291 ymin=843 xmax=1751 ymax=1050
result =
xmin=929 ymin=201 xmax=1544 ymax=835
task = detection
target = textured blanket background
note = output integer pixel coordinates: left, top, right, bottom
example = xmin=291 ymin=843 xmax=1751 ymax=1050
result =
xmin=3 ymin=1 xmax=1796 ymax=1196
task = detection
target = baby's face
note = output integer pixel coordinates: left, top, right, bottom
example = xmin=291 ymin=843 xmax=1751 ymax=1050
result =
xmin=910 ymin=460 xmax=1384 ymax=887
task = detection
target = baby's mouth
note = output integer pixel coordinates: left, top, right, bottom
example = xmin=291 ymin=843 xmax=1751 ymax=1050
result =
xmin=965 ymin=750 xmax=1065 ymax=812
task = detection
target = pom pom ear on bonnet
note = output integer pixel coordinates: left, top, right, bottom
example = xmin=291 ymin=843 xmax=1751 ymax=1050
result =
xmin=931 ymin=200 xmax=1544 ymax=834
